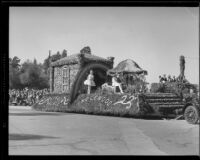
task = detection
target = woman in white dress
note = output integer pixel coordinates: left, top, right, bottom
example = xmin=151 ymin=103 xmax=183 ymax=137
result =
xmin=84 ymin=70 xmax=96 ymax=94
xmin=112 ymin=73 xmax=124 ymax=94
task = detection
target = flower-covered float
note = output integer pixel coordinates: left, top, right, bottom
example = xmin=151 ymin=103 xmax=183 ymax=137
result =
xmin=33 ymin=49 xmax=199 ymax=124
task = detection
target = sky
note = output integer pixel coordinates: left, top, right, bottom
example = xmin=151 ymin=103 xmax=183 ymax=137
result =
xmin=9 ymin=7 xmax=199 ymax=84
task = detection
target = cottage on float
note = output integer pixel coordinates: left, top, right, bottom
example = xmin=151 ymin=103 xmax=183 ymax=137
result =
xmin=49 ymin=47 xmax=114 ymax=102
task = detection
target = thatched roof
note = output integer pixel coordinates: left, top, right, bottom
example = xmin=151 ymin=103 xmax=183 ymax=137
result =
xmin=107 ymin=59 xmax=147 ymax=76
xmin=51 ymin=53 xmax=113 ymax=67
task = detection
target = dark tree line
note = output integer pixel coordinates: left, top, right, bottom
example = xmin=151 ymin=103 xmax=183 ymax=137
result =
xmin=9 ymin=49 xmax=68 ymax=89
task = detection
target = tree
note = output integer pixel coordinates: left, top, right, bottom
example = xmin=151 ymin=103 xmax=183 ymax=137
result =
xmin=33 ymin=58 xmax=37 ymax=65
xmin=43 ymin=57 xmax=50 ymax=74
xmin=19 ymin=61 xmax=49 ymax=89
xmin=61 ymin=49 xmax=67 ymax=58
xmin=9 ymin=56 xmax=21 ymax=70
xmin=9 ymin=56 xmax=21 ymax=89
xmin=9 ymin=64 xmax=21 ymax=89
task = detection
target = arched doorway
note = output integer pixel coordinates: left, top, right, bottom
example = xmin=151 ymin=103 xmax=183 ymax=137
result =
xmin=70 ymin=63 xmax=111 ymax=103
xmin=93 ymin=68 xmax=107 ymax=90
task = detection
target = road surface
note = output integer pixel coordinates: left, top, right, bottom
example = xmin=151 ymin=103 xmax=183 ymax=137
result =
xmin=9 ymin=106 xmax=199 ymax=155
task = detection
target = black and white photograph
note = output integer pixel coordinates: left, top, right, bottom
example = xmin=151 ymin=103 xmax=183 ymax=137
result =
xmin=8 ymin=6 xmax=199 ymax=155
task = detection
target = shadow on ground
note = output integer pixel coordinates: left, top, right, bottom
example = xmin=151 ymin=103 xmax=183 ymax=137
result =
xmin=64 ymin=111 xmax=180 ymax=120
xmin=9 ymin=108 xmax=183 ymax=121
xmin=9 ymin=133 xmax=58 ymax=141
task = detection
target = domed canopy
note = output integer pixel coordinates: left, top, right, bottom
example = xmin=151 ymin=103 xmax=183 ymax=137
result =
xmin=107 ymin=59 xmax=147 ymax=76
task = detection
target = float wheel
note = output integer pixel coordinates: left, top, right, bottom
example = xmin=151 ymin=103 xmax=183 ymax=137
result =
xmin=184 ymin=105 xmax=199 ymax=124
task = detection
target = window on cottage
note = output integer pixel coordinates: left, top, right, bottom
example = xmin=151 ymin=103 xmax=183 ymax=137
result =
xmin=62 ymin=67 xmax=68 ymax=92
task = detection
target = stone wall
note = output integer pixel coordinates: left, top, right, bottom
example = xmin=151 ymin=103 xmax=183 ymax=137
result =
xmin=53 ymin=64 xmax=80 ymax=94
xmin=69 ymin=65 xmax=79 ymax=90
xmin=49 ymin=66 xmax=54 ymax=93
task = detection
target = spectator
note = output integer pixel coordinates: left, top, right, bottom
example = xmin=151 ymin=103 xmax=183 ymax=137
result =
xmin=168 ymin=75 xmax=172 ymax=82
xmin=159 ymin=75 xmax=167 ymax=83
xmin=172 ymin=76 xmax=176 ymax=82
xmin=163 ymin=74 xmax=167 ymax=83
xmin=9 ymin=88 xmax=49 ymax=106
xmin=176 ymin=76 xmax=180 ymax=82
xmin=159 ymin=75 xmax=163 ymax=83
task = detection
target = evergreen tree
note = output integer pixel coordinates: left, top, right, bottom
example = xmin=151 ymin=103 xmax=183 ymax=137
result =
xmin=43 ymin=57 xmax=50 ymax=74
xmin=33 ymin=58 xmax=37 ymax=65
xmin=19 ymin=61 xmax=49 ymax=89
xmin=9 ymin=56 xmax=21 ymax=70
xmin=9 ymin=56 xmax=21 ymax=89
xmin=61 ymin=49 xmax=67 ymax=58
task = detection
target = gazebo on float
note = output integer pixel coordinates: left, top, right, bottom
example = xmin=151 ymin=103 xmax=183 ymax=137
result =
xmin=107 ymin=59 xmax=148 ymax=87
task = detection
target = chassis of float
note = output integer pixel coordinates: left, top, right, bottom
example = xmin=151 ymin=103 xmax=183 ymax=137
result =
xmin=142 ymin=81 xmax=199 ymax=124
xmin=141 ymin=92 xmax=199 ymax=124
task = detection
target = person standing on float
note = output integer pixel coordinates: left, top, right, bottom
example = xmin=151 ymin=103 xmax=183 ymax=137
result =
xmin=84 ymin=70 xmax=96 ymax=94
xmin=112 ymin=73 xmax=124 ymax=94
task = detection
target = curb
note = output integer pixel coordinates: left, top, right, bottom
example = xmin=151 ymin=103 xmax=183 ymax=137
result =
xmin=9 ymin=106 xmax=32 ymax=110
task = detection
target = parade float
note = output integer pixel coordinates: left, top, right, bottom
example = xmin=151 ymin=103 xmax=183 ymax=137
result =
xmin=33 ymin=49 xmax=199 ymax=124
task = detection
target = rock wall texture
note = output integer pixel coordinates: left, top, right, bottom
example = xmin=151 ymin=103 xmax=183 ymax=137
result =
xmin=53 ymin=64 xmax=80 ymax=94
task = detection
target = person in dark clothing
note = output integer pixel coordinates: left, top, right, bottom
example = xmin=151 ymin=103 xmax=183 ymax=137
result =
xmin=172 ymin=76 xmax=176 ymax=82
xmin=168 ymin=75 xmax=172 ymax=82
xmin=163 ymin=74 xmax=167 ymax=83
xmin=159 ymin=75 xmax=163 ymax=83
xmin=16 ymin=93 xmax=21 ymax=105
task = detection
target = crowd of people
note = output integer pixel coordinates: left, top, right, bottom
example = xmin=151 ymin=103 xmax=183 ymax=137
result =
xmin=159 ymin=74 xmax=187 ymax=83
xmin=9 ymin=88 xmax=49 ymax=106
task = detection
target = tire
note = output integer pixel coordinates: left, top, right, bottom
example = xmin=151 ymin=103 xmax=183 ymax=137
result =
xmin=184 ymin=105 xmax=199 ymax=124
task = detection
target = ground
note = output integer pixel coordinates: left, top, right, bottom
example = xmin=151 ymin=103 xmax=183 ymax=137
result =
xmin=9 ymin=106 xmax=199 ymax=155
